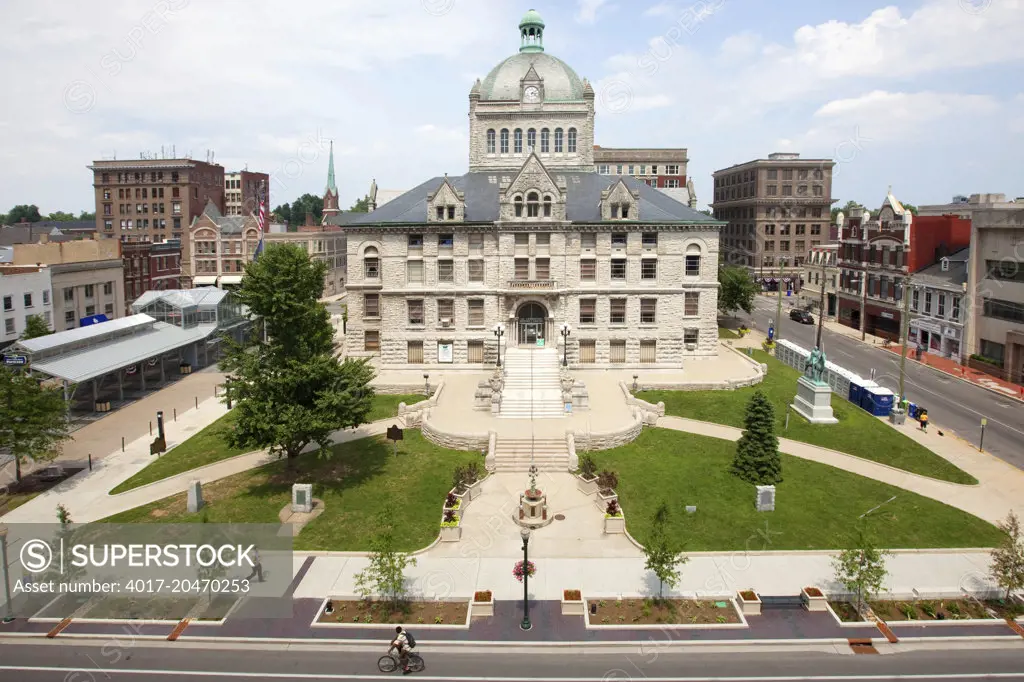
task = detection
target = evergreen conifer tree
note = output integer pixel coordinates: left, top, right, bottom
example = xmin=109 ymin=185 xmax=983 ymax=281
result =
xmin=731 ymin=390 xmax=782 ymax=485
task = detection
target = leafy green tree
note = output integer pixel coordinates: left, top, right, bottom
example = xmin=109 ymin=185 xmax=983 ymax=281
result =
xmin=697 ymin=208 xmax=712 ymax=216
xmin=731 ymin=390 xmax=782 ymax=485
xmin=642 ymin=502 xmax=688 ymax=600
xmin=990 ymin=511 xmax=1024 ymax=601
xmin=46 ymin=211 xmax=76 ymax=222
xmin=220 ymin=243 xmax=375 ymax=468
xmin=78 ymin=210 xmax=96 ymax=220
xmin=832 ymin=526 xmax=891 ymax=613
xmin=271 ymin=202 xmax=290 ymax=225
xmin=831 ymin=200 xmax=863 ymax=224
xmin=901 ymin=203 xmax=918 ymax=216
xmin=21 ymin=314 xmax=52 ymax=340
xmin=718 ymin=265 xmax=759 ymax=316
xmin=354 ymin=506 xmax=417 ymax=606
xmin=0 ymin=369 xmax=70 ymax=482
xmin=5 ymin=204 xmax=42 ymax=224
xmin=350 ymin=195 xmax=370 ymax=212
xmin=289 ymin=193 xmax=324 ymax=226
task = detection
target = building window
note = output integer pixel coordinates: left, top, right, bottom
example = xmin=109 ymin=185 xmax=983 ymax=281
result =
xmin=525 ymin=192 xmax=540 ymax=218
xmin=486 ymin=129 xmax=496 ymax=154
xmin=641 ymin=258 xmax=657 ymax=280
xmin=685 ymin=247 xmax=701 ymax=276
xmin=514 ymin=195 xmax=524 ymax=217
xmin=811 ymin=224 xmax=821 ymax=235
xmin=640 ymin=298 xmax=656 ymax=324
xmin=782 ymin=185 xmax=792 ymax=196
xmin=982 ymin=298 xmax=1024 ymax=324
xmin=2 ymin=295 xmax=11 ymax=312
xmin=567 ymin=128 xmax=577 ymax=153
xmin=82 ymin=284 xmax=94 ymax=298
xmin=640 ymin=339 xmax=656 ymax=363
xmin=980 ymin=339 xmax=1005 ymax=365
xmin=438 ymin=298 xmax=454 ymax=323
xmin=937 ymin=294 xmax=946 ymax=318
xmin=514 ymin=258 xmax=530 ymax=280
xmin=64 ymin=310 xmax=75 ymax=325
xmin=610 ymin=298 xmax=626 ymax=324
xmin=500 ymin=129 xmax=509 ymax=154
xmin=611 ymin=233 xmax=627 ymax=247
xmin=103 ymin=281 xmax=113 ymax=296
xmin=407 ymin=299 xmax=424 ymax=325
xmin=535 ymin=258 xmax=550 ymax=280
xmin=540 ymin=128 xmax=549 ymax=153
xmin=579 ymin=298 xmax=596 ymax=324
xmin=764 ymin=224 xmax=776 ymax=235
xmin=408 ymin=234 xmax=423 ymax=249
xmin=467 ymin=340 xmax=484 ymax=363
xmin=527 ymin=128 xmax=536 ymax=150
xmin=468 ymin=299 xmax=484 ymax=326
xmin=437 ymin=260 xmax=454 ymax=283
xmin=684 ymin=292 xmax=699 ymax=316
xmin=597 ymin=164 xmax=609 ymax=174
xmin=468 ymin=259 xmax=484 ymax=282
xmin=610 ymin=340 xmax=626 ymax=363
xmin=543 ymin=195 xmax=552 ymax=217
xmin=765 ymin=240 xmax=775 ymax=252
xmin=42 ymin=289 xmax=50 ymax=305
xmin=767 ymin=185 xmax=777 ymax=196
xmin=642 ymin=232 xmax=657 ymax=248
xmin=579 ymin=339 xmax=596 ymax=363
xmin=104 ymin=303 xmax=114 ymax=316
xmin=627 ymin=165 xmax=634 ymax=175
xmin=952 ymin=296 xmax=961 ymax=319
xmin=579 ymin=259 xmax=596 ymax=281
xmin=610 ymin=259 xmax=627 ymax=280
xmin=363 ymin=247 xmax=380 ymax=279
xmin=554 ymin=128 xmax=563 ymax=153
xmin=23 ymin=292 xmax=33 ymax=308
xmin=665 ymin=164 xmax=679 ymax=175
xmin=364 ymin=331 xmax=380 ymax=352
xmin=438 ymin=234 xmax=453 ymax=248
xmin=363 ymin=294 xmax=379 ymax=318
xmin=796 ymin=224 xmax=806 ymax=235
xmin=683 ymin=328 xmax=699 ymax=345
xmin=581 ymin=233 xmax=596 ymax=250
xmin=514 ymin=128 xmax=523 ymax=154
xmin=85 ymin=305 xmax=95 ymax=316
xmin=813 ymin=186 xmax=823 ymax=196
xmin=4 ymin=318 xmax=14 ymax=335
xmin=402 ymin=260 xmax=421 ymax=284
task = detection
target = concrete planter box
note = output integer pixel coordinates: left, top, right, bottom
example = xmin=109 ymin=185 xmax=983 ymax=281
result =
xmin=443 ymin=505 xmax=463 ymax=522
xmin=737 ymin=590 xmax=762 ymax=616
xmin=889 ymin=409 xmax=906 ymax=426
xmin=576 ymin=474 xmax=598 ymax=496
xmin=802 ymin=586 xmax=827 ymax=611
xmin=450 ymin=487 xmax=470 ymax=507
xmin=604 ymin=514 xmax=625 ymax=534
xmin=467 ymin=476 xmax=485 ymax=500
xmin=439 ymin=524 xmax=461 ymax=542
xmin=472 ymin=592 xmax=493 ymax=617
xmin=561 ymin=590 xmax=585 ymax=616
xmin=595 ymin=490 xmax=618 ymax=513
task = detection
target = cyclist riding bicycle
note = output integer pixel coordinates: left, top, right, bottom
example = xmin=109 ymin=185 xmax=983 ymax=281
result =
xmin=389 ymin=626 xmax=412 ymax=674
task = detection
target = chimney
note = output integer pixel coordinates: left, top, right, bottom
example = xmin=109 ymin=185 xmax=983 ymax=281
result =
xmin=39 ymin=233 xmax=49 ymax=244
xmin=305 ymin=212 xmax=314 ymax=226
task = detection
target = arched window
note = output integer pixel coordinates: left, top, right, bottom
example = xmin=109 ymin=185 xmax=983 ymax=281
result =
xmin=527 ymin=191 xmax=540 ymax=218
xmin=363 ymin=246 xmax=380 ymax=279
xmin=514 ymin=128 xmax=523 ymax=154
xmin=554 ymin=128 xmax=564 ymax=153
xmin=567 ymin=128 xmax=577 ymax=153
xmin=500 ymin=129 xmax=509 ymax=154
xmin=514 ymin=195 xmax=524 ymax=218
xmin=685 ymin=244 xmax=701 ymax=277
xmin=486 ymin=129 xmax=496 ymax=154
xmin=527 ymin=128 xmax=536 ymax=151
xmin=540 ymin=128 xmax=550 ymax=153
xmin=543 ymin=195 xmax=552 ymax=217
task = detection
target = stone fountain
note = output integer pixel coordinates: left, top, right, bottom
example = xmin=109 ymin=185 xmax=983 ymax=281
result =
xmin=516 ymin=464 xmax=552 ymax=529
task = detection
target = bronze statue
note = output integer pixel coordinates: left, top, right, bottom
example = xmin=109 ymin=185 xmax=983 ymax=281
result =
xmin=803 ymin=347 xmax=827 ymax=384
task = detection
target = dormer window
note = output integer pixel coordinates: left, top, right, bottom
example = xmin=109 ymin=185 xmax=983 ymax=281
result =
xmin=611 ymin=205 xmax=619 ymax=219
xmin=543 ymin=195 xmax=552 ymax=217
xmin=527 ymin=191 xmax=540 ymax=218
xmin=621 ymin=204 xmax=630 ymax=219
xmin=941 ymin=258 xmax=949 ymax=272
xmin=436 ymin=206 xmax=444 ymax=220
xmin=514 ymin=195 xmax=524 ymax=217
xmin=447 ymin=206 xmax=455 ymax=220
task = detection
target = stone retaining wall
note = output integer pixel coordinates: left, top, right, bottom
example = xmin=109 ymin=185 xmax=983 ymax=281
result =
xmin=620 ymin=382 xmax=665 ymax=417
xmin=421 ymin=408 xmax=489 ymax=451
xmin=373 ymin=383 xmax=433 ymax=396
xmin=633 ymin=344 xmax=766 ymax=391
xmin=571 ymin=407 xmax=644 ymax=451
xmin=397 ymin=382 xmax=444 ymax=421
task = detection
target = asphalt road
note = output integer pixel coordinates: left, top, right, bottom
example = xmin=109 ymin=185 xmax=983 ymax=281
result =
xmin=2 ymin=639 xmax=1024 ymax=681
xmin=738 ymin=295 xmax=1024 ymax=471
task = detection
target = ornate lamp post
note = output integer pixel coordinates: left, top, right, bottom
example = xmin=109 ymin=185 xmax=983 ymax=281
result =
xmin=520 ymin=526 xmax=531 ymax=631
xmin=492 ymin=323 xmax=505 ymax=368
xmin=423 ymin=373 xmax=430 ymax=396
xmin=559 ymin=323 xmax=571 ymax=367
xmin=0 ymin=524 xmax=13 ymax=623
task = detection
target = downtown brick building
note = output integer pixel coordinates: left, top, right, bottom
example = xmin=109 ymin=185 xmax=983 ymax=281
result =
xmin=122 ymin=240 xmax=182 ymax=312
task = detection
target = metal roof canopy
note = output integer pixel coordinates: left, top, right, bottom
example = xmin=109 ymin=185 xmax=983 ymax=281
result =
xmin=14 ymin=314 xmax=156 ymax=357
xmin=27 ymin=322 xmax=218 ymax=384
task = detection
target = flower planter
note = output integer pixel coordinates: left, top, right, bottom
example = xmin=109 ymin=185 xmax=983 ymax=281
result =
xmin=575 ymin=474 xmax=598 ymax=496
xmin=450 ymin=487 xmax=470 ymax=508
xmin=738 ymin=590 xmax=762 ymax=616
xmin=467 ymin=476 xmax=485 ymax=500
xmin=604 ymin=514 xmax=625 ymax=534
xmin=439 ymin=523 xmax=461 ymax=542
xmin=889 ymin=409 xmax=906 ymax=426
xmin=595 ymin=489 xmax=618 ymax=513
xmin=472 ymin=591 xmax=493 ymax=617
xmin=443 ymin=505 xmax=463 ymax=522
xmin=561 ymin=590 xmax=585 ymax=616
xmin=802 ymin=586 xmax=827 ymax=612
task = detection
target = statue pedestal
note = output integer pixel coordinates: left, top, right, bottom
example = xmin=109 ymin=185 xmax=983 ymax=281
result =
xmin=791 ymin=376 xmax=838 ymax=424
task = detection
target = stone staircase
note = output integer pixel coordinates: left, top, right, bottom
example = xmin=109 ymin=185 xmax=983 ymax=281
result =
xmin=491 ymin=437 xmax=569 ymax=472
xmin=499 ymin=348 xmax=565 ymax=419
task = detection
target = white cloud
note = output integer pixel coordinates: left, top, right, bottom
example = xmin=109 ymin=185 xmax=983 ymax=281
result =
xmin=575 ymin=0 xmax=611 ymax=24
xmin=642 ymin=2 xmax=675 ymax=18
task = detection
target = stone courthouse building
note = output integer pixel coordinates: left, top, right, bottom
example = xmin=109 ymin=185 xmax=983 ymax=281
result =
xmin=344 ymin=10 xmax=722 ymax=368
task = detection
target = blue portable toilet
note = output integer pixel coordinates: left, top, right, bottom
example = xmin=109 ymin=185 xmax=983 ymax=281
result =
xmin=861 ymin=386 xmax=895 ymax=417
xmin=848 ymin=378 xmax=875 ymax=406
xmin=907 ymin=402 xmax=918 ymax=419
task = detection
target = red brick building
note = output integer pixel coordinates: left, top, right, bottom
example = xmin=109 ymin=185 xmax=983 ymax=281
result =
xmin=123 ymin=239 xmax=182 ymax=311
xmin=837 ymin=190 xmax=971 ymax=340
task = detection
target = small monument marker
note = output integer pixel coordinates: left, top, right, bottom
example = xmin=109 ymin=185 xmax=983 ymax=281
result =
xmin=187 ymin=480 xmax=203 ymax=513
xmin=292 ymin=483 xmax=313 ymax=514
xmin=756 ymin=485 xmax=776 ymax=512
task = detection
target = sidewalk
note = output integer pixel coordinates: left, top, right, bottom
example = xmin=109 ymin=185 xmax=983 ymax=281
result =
xmin=880 ymin=345 xmax=1024 ymax=401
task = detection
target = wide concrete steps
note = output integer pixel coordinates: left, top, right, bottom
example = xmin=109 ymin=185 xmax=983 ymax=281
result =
xmin=500 ymin=348 xmax=564 ymax=419
xmin=492 ymin=438 xmax=569 ymax=472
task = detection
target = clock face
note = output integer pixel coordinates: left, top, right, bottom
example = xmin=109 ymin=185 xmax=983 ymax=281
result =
xmin=523 ymin=86 xmax=540 ymax=103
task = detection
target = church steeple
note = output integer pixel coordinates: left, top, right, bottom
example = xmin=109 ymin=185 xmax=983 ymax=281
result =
xmin=519 ymin=9 xmax=545 ymax=53
xmin=323 ymin=140 xmax=340 ymax=216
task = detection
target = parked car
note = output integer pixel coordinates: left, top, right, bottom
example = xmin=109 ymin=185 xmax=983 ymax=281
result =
xmin=790 ymin=309 xmax=814 ymax=324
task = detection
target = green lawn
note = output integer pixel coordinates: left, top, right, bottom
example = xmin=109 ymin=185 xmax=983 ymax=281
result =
xmin=100 ymin=431 xmax=481 ymax=552
xmin=718 ymin=328 xmax=739 ymax=339
xmin=111 ymin=394 xmax=428 ymax=495
xmin=638 ymin=350 xmax=976 ymax=485
xmin=595 ymin=428 xmax=1002 ymax=550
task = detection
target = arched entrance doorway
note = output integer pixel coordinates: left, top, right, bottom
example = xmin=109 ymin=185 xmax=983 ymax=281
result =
xmin=516 ymin=302 xmax=548 ymax=347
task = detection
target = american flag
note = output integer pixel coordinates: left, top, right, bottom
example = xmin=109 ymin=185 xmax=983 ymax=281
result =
xmin=253 ymin=181 xmax=266 ymax=260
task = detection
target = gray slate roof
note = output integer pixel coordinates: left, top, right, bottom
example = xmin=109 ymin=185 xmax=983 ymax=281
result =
xmin=323 ymin=211 xmax=368 ymax=227
xmin=913 ymin=247 xmax=969 ymax=289
xmin=343 ymin=172 xmax=718 ymax=226
xmin=0 ymin=225 xmax=77 ymax=246
xmin=195 ymin=200 xmax=248 ymax=233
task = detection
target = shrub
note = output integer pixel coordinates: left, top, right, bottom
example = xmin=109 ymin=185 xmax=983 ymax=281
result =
xmin=899 ymin=602 xmax=916 ymax=619
xmin=474 ymin=590 xmax=492 ymax=602
xmin=563 ymin=589 xmax=581 ymax=601
xmin=442 ymin=508 xmax=457 ymax=525
xmin=464 ymin=461 xmax=481 ymax=484
xmin=920 ymin=602 xmax=937 ymax=619
xmin=605 ymin=499 xmax=621 ymax=517
xmin=597 ymin=470 xmax=618 ymax=494
xmin=445 ymin=492 xmax=459 ymax=509
xmin=452 ymin=465 xmax=468 ymax=493
xmin=578 ymin=454 xmax=597 ymax=479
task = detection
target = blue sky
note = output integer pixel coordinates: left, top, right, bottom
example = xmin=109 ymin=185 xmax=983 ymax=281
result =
xmin=1 ymin=0 xmax=1021 ymax=216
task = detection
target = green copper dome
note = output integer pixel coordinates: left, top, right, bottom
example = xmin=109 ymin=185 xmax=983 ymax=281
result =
xmin=477 ymin=11 xmax=583 ymax=101
xmin=519 ymin=9 xmax=544 ymax=28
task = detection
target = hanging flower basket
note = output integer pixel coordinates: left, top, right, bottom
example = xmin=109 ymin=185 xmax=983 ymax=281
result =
xmin=513 ymin=560 xmax=536 ymax=583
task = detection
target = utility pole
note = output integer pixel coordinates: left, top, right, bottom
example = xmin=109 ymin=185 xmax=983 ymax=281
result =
xmin=860 ymin=266 xmax=869 ymax=342
xmin=897 ymin=275 xmax=912 ymax=403
xmin=775 ymin=259 xmax=784 ymax=343
xmin=816 ymin=255 xmax=827 ymax=349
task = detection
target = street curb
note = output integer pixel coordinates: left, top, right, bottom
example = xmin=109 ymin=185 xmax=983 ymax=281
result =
xmin=879 ymin=346 xmax=1024 ymax=406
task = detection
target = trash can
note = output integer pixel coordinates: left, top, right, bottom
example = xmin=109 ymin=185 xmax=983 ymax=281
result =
xmin=907 ymin=403 xmax=918 ymax=419
xmin=889 ymin=408 xmax=906 ymax=425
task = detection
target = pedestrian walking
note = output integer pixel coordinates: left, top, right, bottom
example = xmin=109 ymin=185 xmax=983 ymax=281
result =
xmin=246 ymin=548 xmax=264 ymax=583
xmin=919 ymin=409 xmax=929 ymax=433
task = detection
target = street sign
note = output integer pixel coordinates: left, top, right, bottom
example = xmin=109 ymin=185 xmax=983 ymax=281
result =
xmin=386 ymin=425 xmax=404 ymax=441
xmin=2 ymin=355 xmax=28 ymax=366
xmin=981 ymin=418 xmax=987 ymax=426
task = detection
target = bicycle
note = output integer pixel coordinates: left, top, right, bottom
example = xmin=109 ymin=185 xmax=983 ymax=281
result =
xmin=377 ymin=650 xmax=425 ymax=673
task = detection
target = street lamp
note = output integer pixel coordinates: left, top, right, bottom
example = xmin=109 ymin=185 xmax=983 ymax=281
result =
xmin=423 ymin=373 xmax=430 ymax=396
xmin=559 ymin=323 xmax=571 ymax=367
xmin=0 ymin=524 xmax=13 ymax=623
xmin=520 ymin=527 xmax=531 ymax=631
xmin=492 ymin=323 xmax=505 ymax=368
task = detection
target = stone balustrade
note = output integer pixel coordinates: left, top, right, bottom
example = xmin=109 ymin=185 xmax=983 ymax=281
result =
xmin=506 ymin=279 xmax=557 ymax=290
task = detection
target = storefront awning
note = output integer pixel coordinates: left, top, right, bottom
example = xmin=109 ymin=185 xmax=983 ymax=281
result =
xmin=219 ymin=275 xmax=243 ymax=285
xmin=194 ymin=276 xmax=219 ymax=285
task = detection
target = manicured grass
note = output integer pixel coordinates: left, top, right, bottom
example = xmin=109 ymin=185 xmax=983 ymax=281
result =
xmin=594 ymin=428 xmax=1003 ymax=550
xmin=718 ymin=327 xmax=739 ymax=339
xmin=100 ymin=431 xmax=481 ymax=552
xmin=638 ymin=350 xmax=977 ymax=485
xmin=111 ymin=394 xmax=428 ymax=494
xmin=368 ymin=394 xmax=426 ymax=423
xmin=0 ymin=490 xmax=42 ymax=514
